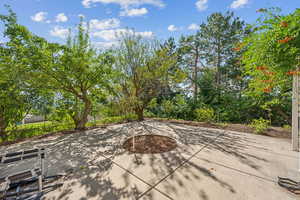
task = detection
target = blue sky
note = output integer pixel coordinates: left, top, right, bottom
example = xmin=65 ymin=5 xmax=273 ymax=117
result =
xmin=0 ymin=0 xmax=299 ymax=48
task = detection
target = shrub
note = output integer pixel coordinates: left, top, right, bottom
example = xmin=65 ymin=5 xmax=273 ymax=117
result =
xmin=161 ymin=100 xmax=175 ymax=119
xmin=194 ymin=107 xmax=215 ymax=122
xmin=144 ymin=110 xmax=156 ymax=118
xmin=283 ymin=124 xmax=291 ymax=131
xmin=249 ymin=118 xmax=270 ymax=134
xmin=123 ymin=113 xmax=138 ymax=121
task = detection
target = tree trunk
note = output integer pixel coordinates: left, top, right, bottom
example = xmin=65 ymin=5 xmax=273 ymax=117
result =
xmin=135 ymin=107 xmax=144 ymax=121
xmin=216 ymin=47 xmax=221 ymax=86
xmin=0 ymin=114 xmax=7 ymax=139
xmin=193 ymin=49 xmax=199 ymax=101
xmin=74 ymin=97 xmax=92 ymax=130
xmin=274 ymin=106 xmax=292 ymax=125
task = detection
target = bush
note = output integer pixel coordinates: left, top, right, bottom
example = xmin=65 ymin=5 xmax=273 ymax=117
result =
xmin=194 ymin=107 xmax=215 ymax=122
xmin=283 ymin=124 xmax=291 ymax=131
xmin=249 ymin=118 xmax=270 ymax=134
xmin=144 ymin=110 xmax=156 ymax=118
xmin=98 ymin=114 xmax=138 ymax=125
xmin=161 ymin=100 xmax=175 ymax=119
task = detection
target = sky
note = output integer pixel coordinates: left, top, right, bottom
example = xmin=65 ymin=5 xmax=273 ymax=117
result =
xmin=0 ymin=0 xmax=299 ymax=48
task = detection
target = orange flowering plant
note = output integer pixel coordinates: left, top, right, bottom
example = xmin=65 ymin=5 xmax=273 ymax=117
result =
xmin=242 ymin=8 xmax=300 ymax=95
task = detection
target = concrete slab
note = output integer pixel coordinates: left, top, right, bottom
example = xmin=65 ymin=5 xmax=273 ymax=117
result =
xmin=154 ymin=156 xmax=298 ymax=200
xmin=1 ymin=120 xmax=298 ymax=200
xmin=224 ymin=130 xmax=298 ymax=158
xmin=44 ymin=162 xmax=153 ymax=200
xmin=105 ymin=121 xmax=223 ymax=186
xmin=109 ymin=151 xmax=186 ymax=186
xmin=194 ymin=133 xmax=300 ymax=182
xmin=138 ymin=121 xmax=224 ymax=157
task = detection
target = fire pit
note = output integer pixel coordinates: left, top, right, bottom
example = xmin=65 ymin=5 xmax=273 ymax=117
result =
xmin=123 ymin=135 xmax=177 ymax=154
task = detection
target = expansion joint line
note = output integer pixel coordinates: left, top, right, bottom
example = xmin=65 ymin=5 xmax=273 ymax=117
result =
xmin=137 ymin=131 xmax=225 ymax=199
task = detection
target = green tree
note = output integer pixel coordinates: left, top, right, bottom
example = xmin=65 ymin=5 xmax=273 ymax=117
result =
xmin=242 ymin=8 xmax=299 ymax=124
xmin=178 ymin=32 xmax=206 ymax=100
xmin=0 ymin=9 xmax=114 ymax=130
xmin=34 ymin=21 xmax=114 ymax=130
xmin=243 ymin=8 xmax=300 ymax=94
xmin=114 ymin=33 xmax=184 ymax=121
xmin=0 ymin=8 xmax=38 ymax=137
xmin=199 ymin=11 xmax=246 ymax=88
xmin=0 ymin=42 xmax=33 ymax=137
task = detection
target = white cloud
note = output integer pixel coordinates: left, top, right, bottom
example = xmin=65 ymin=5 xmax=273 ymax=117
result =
xmin=196 ymin=0 xmax=208 ymax=11
xmin=31 ymin=12 xmax=48 ymax=22
xmin=94 ymin=41 xmax=119 ymax=49
xmin=230 ymin=0 xmax=249 ymax=9
xmin=93 ymin=29 xmax=153 ymax=41
xmin=188 ymin=23 xmax=199 ymax=30
xmin=90 ymin=18 xmax=120 ymax=30
xmin=78 ymin=14 xmax=85 ymax=18
xmin=82 ymin=0 xmax=165 ymax=9
xmin=167 ymin=25 xmax=178 ymax=32
xmin=50 ymin=26 xmax=69 ymax=39
xmin=56 ymin=13 xmax=68 ymax=23
xmin=120 ymin=7 xmax=148 ymax=17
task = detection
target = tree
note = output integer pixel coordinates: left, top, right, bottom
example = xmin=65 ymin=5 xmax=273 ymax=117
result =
xmin=242 ymin=8 xmax=300 ymax=124
xmin=0 ymin=42 xmax=33 ymax=137
xmin=0 ymin=8 xmax=38 ymax=138
xmin=199 ymin=11 xmax=246 ymax=88
xmin=114 ymin=33 xmax=184 ymax=121
xmin=178 ymin=33 xmax=206 ymax=100
xmin=243 ymin=8 xmax=299 ymax=94
xmin=33 ymin=21 xmax=114 ymax=130
xmin=0 ymin=9 xmax=114 ymax=130
xmin=159 ymin=37 xmax=182 ymax=98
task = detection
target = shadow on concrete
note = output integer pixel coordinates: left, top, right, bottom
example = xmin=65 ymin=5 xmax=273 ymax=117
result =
xmin=0 ymin=120 xmax=273 ymax=200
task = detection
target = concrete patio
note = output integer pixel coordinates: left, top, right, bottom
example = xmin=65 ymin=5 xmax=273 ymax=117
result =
xmin=0 ymin=120 xmax=299 ymax=200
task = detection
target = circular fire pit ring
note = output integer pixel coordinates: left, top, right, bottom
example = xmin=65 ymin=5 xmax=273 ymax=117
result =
xmin=123 ymin=135 xmax=177 ymax=154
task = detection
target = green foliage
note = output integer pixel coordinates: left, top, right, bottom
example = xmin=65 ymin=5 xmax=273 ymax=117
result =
xmin=0 ymin=7 xmax=297 ymax=143
xmin=1 ymin=113 xmax=138 ymax=143
xmin=99 ymin=114 xmax=138 ymax=124
xmin=144 ymin=110 xmax=156 ymax=118
xmin=161 ymin=100 xmax=175 ymax=118
xmin=283 ymin=124 xmax=291 ymax=131
xmin=114 ymin=33 xmax=184 ymax=121
xmin=249 ymin=118 xmax=270 ymax=134
xmin=148 ymin=94 xmax=193 ymax=120
xmin=0 ymin=11 xmax=114 ymax=130
xmin=243 ymin=8 xmax=300 ymax=95
xmin=2 ymin=122 xmax=74 ymax=143
xmin=0 ymin=8 xmax=38 ymax=137
xmin=194 ymin=107 xmax=215 ymax=122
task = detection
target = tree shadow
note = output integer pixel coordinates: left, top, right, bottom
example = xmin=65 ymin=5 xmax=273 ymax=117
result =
xmin=0 ymin=120 xmax=273 ymax=200
xmin=0 ymin=123 xmax=157 ymax=200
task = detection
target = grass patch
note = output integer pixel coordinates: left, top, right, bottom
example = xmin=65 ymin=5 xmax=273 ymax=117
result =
xmin=1 ymin=114 xmax=137 ymax=144
xmin=2 ymin=121 xmax=74 ymax=143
